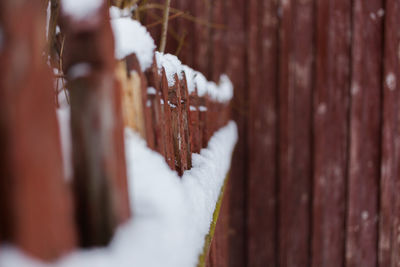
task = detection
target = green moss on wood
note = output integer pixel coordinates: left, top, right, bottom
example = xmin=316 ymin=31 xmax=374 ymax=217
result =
xmin=197 ymin=173 xmax=229 ymax=267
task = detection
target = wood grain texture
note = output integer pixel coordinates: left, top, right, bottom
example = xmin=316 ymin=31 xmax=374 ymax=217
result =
xmin=346 ymin=0 xmax=383 ymax=266
xmin=379 ymin=0 xmax=400 ymax=266
xmin=278 ymin=0 xmax=314 ymax=266
xmin=61 ymin=2 xmax=130 ymax=247
xmin=312 ymin=0 xmax=351 ymax=266
xmin=224 ymin=0 xmax=247 ymax=266
xmin=0 ymin=0 xmax=76 ymax=259
xmin=246 ymin=0 xmax=279 ymax=266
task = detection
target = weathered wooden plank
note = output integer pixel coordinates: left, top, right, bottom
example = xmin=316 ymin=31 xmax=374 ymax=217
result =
xmin=188 ymin=90 xmax=201 ymax=154
xmin=193 ymin=0 xmax=212 ymax=77
xmin=312 ymin=0 xmax=351 ymax=266
xmin=175 ymin=0 xmax=194 ymax=64
xmin=0 ymin=0 xmax=76 ymax=259
xmin=180 ymin=72 xmax=192 ymax=169
xmin=161 ymin=67 xmax=176 ymax=170
xmin=346 ymin=1 xmax=384 ymax=266
xmin=61 ymin=1 xmax=130 ymax=247
xmin=246 ymin=0 xmax=279 ymax=266
xmin=210 ymin=0 xmax=226 ymax=82
xmin=379 ymin=1 xmax=400 ymax=266
xmin=278 ymin=0 xmax=314 ymax=266
xmin=206 ymin=181 xmax=230 ymax=267
xmin=224 ymin=0 xmax=247 ymax=265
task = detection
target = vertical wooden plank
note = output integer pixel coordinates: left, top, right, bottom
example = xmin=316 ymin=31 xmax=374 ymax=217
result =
xmin=0 ymin=0 xmax=76 ymax=259
xmin=206 ymin=186 xmax=230 ymax=267
xmin=379 ymin=1 xmax=400 ymax=266
xmin=61 ymin=1 xmax=130 ymax=247
xmin=278 ymin=0 xmax=314 ymax=266
xmin=149 ymin=71 xmax=165 ymax=156
xmin=188 ymin=90 xmax=201 ymax=154
xmin=180 ymin=73 xmax=192 ymax=168
xmin=193 ymin=0 xmax=212 ymax=77
xmin=312 ymin=0 xmax=351 ymax=266
xmin=210 ymin=0 xmax=226 ymax=82
xmin=225 ymin=0 xmax=247 ymax=266
xmin=161 ymin=67 xmax=176 ymax=170
xmin=175 ymin=0 xmax=194 ymax=65
xmin=176 ymin=75 xmax=189 ymax=173
xmin=246 ymin=0 xmax=279 ymax=266
xmin=346 ymin=0 xmax=384 ymax=266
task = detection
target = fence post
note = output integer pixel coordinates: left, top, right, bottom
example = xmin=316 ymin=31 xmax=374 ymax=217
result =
xmin=60 ymin=0 xmax=130 ymax=247
xmin=0 ymin=0 xmax=76 ymax=260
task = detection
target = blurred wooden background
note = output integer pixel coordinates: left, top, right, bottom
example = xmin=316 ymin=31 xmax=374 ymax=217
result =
xmin=144 ymin=0 xmax=400 ymax=266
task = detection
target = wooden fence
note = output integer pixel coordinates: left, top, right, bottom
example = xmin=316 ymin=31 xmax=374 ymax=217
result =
xmin=143 ymin=0 xmax=400 ymax=266
xmin=0 ymin=0 xmax=232 ymax=263
xmin=1 ymin=0 xmax=400 ymax=266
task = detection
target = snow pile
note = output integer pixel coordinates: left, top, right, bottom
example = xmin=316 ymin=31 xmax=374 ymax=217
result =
xmin=155 ymin=52 xmax=184 ymax=86
xmin=0 ymin=122 xmax=238 ymax=267
xmin=111 ymin=17 xmax=155 ymax=71
xmin=155 ymin=53 xmax=234 ymax=103
xmin=61 ymin=0 xmax=103 ymax=20
xmin=182 ymin=65 xmax=196 ymax=93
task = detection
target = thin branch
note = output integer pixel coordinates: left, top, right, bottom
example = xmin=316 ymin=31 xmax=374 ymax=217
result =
xmin=138 ymin=3 xmax=225 ymax=30
xmin=146 ymin=10 xmax=182 ymax=44
xmin=146 ymin=11 xmax=183 ymax=28
xmin=175 ymin=31 xmax=187 ymax=56
xmin=159 ymin=0 xmax=171 ymax=53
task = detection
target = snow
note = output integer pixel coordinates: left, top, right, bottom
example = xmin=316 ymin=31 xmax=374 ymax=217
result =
xmin=194 ymin=72 xmax=208 ymax=97
xmin=386 ymin=72 xmax=396 ymax=91
xmin=199 ymin=106 xmax=207 ymax=112
xmin=61 ymin=0 xmax=103 ymax=20
xmin=57 ymin=106 xmax=73 ymax=181
xmin=108 ymin=10 xmax=233 ymax=103
xmin=67 ymin=63 xmax=92 ymax=80
xmin=0 ymin=122 xmax=238 ymax=267
xmin=182 ymin=65 xmax=196 ymax=94
xmin=111 ymin=17 xmax=155 ymax=71
xmin=147 ymin=87 xmax=157 ymax=95
xmin=215 ymin=74 xmax=234 ymax=103
xmin=46 ymin=0 xmax=51 ymax=40
xmin=155 ymin=52 xmax=183 ymax=87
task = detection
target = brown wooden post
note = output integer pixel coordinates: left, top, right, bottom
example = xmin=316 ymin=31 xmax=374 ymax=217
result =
xmin=161 ymin=68 xmax=176 ymax=170
xmin=180 ymin=72 xmax=192 ymax=169
xmin=379 ymin=0 xmax=400 ymax=265
xmin=199 ymin=96 xmax=208 ymax=149
xmin=188 ymin=90 xmax=201 ymax=154
xmin=224 ymin=0 xmax=247 ymax=265
xmin=60 ymin=1 xmax=130 ymax=247
xmin=0 ymin=0 xmax=76 ymax=260
xmin=145 ymin=58 xmax=165 ymax=156
xmin=116 ymin=55 xmax=146 ymax=137
xmin=168 ymin=74 xmax=189 ymax=175
xmin=312 ymin=0 xmax=351 ymax=266
xmin=346 ymin=1 xmax=384 ymax=266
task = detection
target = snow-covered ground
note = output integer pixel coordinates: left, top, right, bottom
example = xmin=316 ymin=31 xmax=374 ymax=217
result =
xmin=0 ymin=122 xmax=237 ymax=267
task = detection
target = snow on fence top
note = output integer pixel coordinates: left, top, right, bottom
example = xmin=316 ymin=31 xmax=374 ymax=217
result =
xmin=111 ymin=16 xmax=155 ymax=71
xmin=0 ymin=122 xmax=238 ymax=267
xmin=110 ymin=9 xmax=233 ymax=104
xmin=61 ymin=0 xmax=103 ymax=20
xmin=0 ymin=4 xmax=237 ymax=267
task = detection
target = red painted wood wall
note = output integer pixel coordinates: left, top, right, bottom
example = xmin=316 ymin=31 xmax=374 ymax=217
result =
xmin=146 ymin=0 xmax=400 ymax=266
